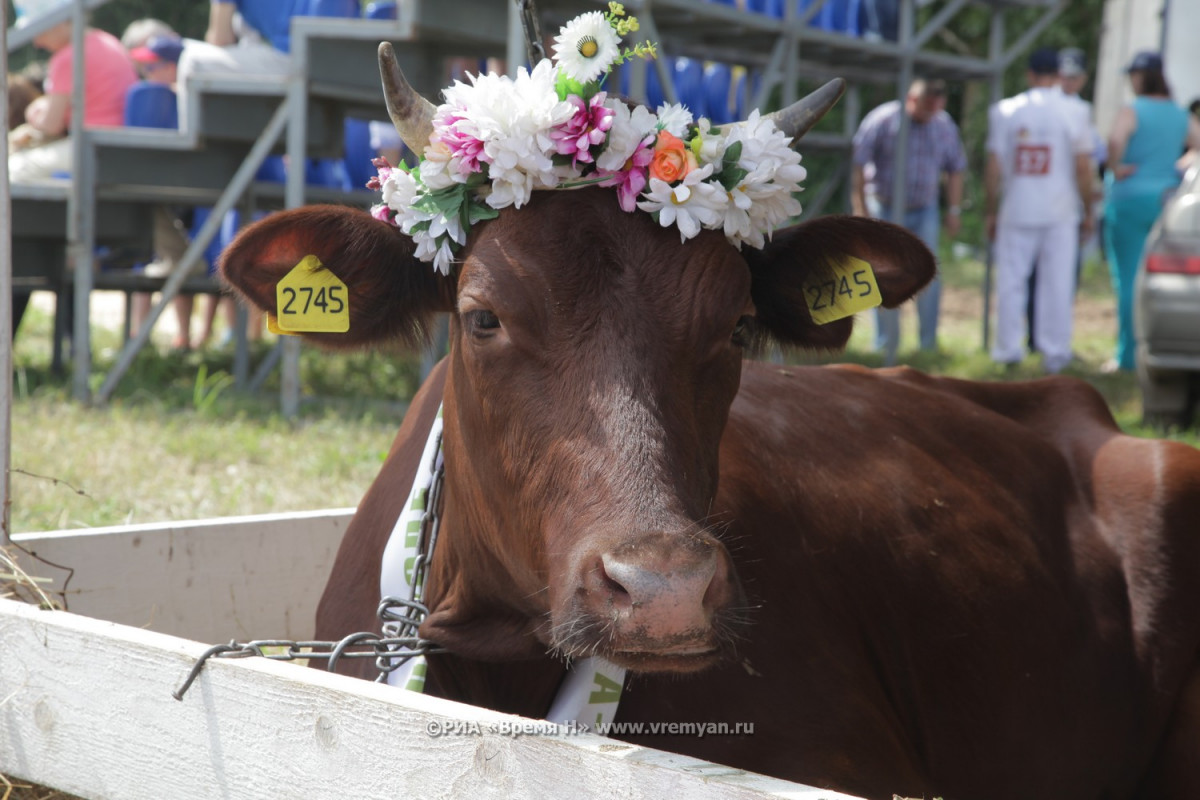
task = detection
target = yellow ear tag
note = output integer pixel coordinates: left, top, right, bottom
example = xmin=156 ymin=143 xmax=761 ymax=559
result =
xmin=274 ymin=255 xmax=349 ymax=333
xmin=804 ymin=255 xmax=882 ymax=325
xmin=266 ymin=313 xmax=300 ymax=336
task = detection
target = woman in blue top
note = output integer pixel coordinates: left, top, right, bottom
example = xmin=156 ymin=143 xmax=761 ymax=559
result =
xmin=1103 ymin=51 xmax=1200 ymax=372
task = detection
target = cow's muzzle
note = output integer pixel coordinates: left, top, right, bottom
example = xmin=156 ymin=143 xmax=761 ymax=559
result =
xmin=556 ymin=529 xmax=742 ymax=672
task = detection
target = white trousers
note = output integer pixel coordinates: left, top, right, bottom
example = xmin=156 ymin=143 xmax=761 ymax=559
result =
xmin=8 ymin=137 xmax=72 ymax=182
xmin=991 ymin=220 xmax=1078 ymax=373
xmin=176 ymin=39 xmax=291 ymax=133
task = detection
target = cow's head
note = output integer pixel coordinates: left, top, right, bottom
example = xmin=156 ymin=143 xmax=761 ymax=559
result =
xmin=220 ymin=46 xmax=934 ymax=673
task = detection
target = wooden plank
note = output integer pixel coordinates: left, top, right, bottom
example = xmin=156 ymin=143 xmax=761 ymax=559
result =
xmin=11 ymin=509 xmax=354 ymax=643
xmin=0 ymin=598 xmax=863 ymax=800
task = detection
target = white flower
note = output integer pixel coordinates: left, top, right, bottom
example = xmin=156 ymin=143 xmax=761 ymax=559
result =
xmin=381 ymin=168 xmax=418 ymax=213
xmin=553 ymin=11 xmax=621 ymax=84
xmin=727 ymin=110 xmax=805 ymax=180
xmin=596 ymin=101 xmax=657 ymax=172
xmin=439 ymin=60 xmax=574 ymax=209
xmin=719 ymin=182 xmax=761 ymax=249
xmin=717 ymin=110 xmax=806 ymax=246
xmin=655 ymin=103 xmax=694 ymax=138
xmin=416 ymin=141 xmax=460 ymax=191
xmin=637 ymin=163 xmax=726 ymax=241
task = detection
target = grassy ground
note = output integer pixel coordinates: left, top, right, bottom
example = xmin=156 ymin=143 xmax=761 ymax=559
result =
xmin=7 ymin=252 xmax=1197 ymax=533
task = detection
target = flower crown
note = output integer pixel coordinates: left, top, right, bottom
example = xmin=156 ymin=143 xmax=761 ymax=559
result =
xmin=369 ymin=3 xmax=807 ymax=275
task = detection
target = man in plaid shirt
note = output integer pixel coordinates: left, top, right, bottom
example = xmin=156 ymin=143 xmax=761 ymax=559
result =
xmin=852 ymin=79 xmax=967 ymax=365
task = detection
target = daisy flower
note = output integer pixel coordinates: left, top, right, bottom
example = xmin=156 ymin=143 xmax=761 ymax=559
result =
xmin=553 ymin=11 xmax=622 ymax=84
xmin=637 ymin=163 xmax=726 ymax=241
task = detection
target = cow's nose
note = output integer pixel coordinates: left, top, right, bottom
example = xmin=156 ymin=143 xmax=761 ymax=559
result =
xmin=587 ymin=531 xmax=732 ymax=639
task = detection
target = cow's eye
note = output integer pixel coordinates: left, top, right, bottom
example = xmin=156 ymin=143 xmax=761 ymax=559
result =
xmin=732 ymin=315 xmax=754 ymax=347
xmin=465 ymin=309 xmax=501 ymax=336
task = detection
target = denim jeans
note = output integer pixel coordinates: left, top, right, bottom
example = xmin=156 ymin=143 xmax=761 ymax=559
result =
xmin=868 ymin=199 xmax=941 ymax=365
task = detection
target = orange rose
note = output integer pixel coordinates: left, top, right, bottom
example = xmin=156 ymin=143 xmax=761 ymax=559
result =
xmin=649 ymin=131 xmax=696 ymax=183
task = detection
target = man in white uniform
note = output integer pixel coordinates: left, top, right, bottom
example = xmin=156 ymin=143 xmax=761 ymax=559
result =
xmin=986 ymin=47 xmax=1094 ymax=373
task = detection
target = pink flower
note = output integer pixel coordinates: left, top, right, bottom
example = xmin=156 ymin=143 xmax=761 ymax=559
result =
xmin=551 ymin=92 xmax=615 ymax=165
xmin=432 ymin=111 xmax=488 ymax=177
xmin=370 ymin=204 xmax=394 ymax=224
xmin=598 ymin=134 xmax=654 ymax=212
xmin=366 ymin=156 xmax=393 ymax=190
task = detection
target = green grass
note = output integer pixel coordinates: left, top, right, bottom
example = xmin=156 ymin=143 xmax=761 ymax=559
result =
xmin=7 ymin=261 xmax=1197 ymax=534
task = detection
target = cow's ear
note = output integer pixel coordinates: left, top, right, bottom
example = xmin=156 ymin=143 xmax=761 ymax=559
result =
xmin=219 ymin=205 xmax=456 ymax=349
xmin=743 ymin=214 xmax=936 ymax=350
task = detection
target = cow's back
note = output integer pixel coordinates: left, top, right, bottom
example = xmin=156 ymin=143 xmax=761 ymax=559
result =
xmin=628 ymin=361 xmax=1200 ymax=798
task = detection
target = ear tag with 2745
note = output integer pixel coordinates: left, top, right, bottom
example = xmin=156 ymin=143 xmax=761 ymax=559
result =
xmin=273 ymin=255 xmax=350 ymax=333
xmin=803 ymin=255 xmax=882 ymax=325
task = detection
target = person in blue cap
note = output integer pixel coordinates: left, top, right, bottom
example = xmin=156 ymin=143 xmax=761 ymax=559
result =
xmin=985 ymin=46 xmax=1095 ymax=374
xmin=1102 ymin=51 xmax=1200 ymax=372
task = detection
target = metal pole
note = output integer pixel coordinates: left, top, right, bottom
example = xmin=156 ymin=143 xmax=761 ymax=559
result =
xmin=68 ymin=0 xmax=90 ymax=402
xmin=96 ymin=99 xmax=293 ymax=403
xmin=889 ymin=0 xmax=913 ymax=224
xmin=983 ymin=7 xmax=1005 ymax=352
xmin=2 ymin=1 xmax=13 ymax=542
xmin=507 ymin=0 xmax=524 ymax=73
xmin=281 ymin=27 xmax=311 ymax=419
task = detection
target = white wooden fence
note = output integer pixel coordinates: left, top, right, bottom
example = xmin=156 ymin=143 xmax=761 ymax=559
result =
xmin=1 ymin=511 xmax=864 ymax=800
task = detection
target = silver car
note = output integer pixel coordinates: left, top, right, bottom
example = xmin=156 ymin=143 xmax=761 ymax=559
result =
xmin=1135 ymin=162 xmax=1200 ymax=426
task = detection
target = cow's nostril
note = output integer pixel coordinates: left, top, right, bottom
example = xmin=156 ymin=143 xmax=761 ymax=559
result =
xmin=595 ymin=556 xmax=634 ymax=612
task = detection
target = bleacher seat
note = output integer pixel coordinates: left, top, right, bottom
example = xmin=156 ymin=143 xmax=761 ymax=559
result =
xmin=342 ymin=117 xmax=377 ymax=190
xmin=747 ymin=0 xmax=786 ymax=17
xmin=801 ymin=0 xmax=863 ymax=35
xmin=673 ymin=58 xmax=706 ymax=118
xmin=364 ymin=1 xmax=398 ymax=19
xmin=619 ymin=62 xmax=665 ymax=109
xmin=304 ymin=0 xmax=361 ymax=17
xmin=703 ymin=64 xmax=735 ymax=124
xmin=123 ymin=82 xmax=179 ymax=130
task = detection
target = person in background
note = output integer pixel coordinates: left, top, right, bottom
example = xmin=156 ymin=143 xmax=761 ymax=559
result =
xmin=176 ymin=1 xmax=359 ymax=133
xmin=1024 ymin=46 xmax=1106 ymax=352
xmin=123 ymin=31 xmax=205 ymax=350
xmin=986 ymin=47 xmax=1094 ymax=374
xmin=7 ymin=73 xmax=42 ymax=132
xmin=1103 ymin=52 xmax=1200 ymax=373
xmin=852 ymin=77 xmax=967 ymax=365
xmin=120 ymin=17 xmax=175 ymax=51
xmin=7 ymin=1 xmax=137 ymax=181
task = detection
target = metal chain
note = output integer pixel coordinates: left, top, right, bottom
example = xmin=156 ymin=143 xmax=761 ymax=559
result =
xmin=517 ymin=0 xmax=546 ymax=65
xmin=174 ymin=435 xmax=448 ymax=701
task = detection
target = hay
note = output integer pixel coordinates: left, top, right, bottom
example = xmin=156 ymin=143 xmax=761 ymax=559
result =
xmin=0 ymin=544 xmax=60 ymax=611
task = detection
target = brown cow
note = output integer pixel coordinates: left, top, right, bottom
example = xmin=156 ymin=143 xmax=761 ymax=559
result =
xmin=218 ymin=55 xmax=1200 ymax=800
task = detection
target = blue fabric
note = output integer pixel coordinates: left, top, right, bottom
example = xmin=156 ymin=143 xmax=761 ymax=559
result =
xmin=870 ymin=201 xmax=941 ymax=363
xmin=1103 ymin=191 xmax=1163 ymax=371
xmin=123 ymin=82 xmax=178 ymax=129
xmin=1101 ymin=96 xmax=1188 ymax=370
xmin=220 ymin=0 xmax=359 ymax=54
xmin=1107 ymin=97 xmax=1188 ymax=202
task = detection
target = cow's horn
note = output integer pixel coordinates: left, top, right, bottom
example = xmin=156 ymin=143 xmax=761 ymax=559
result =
xmin=378 ymin=42 xmax=435 ymax=152
xmin=763 ymin=78 xmax=846 ymax=141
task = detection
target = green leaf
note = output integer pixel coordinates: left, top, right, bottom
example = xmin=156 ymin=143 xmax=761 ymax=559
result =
xmin=722 ymin=140 xmax=743 ymax=168
xmin=556 ymin=72 xmax=589 ymax=101
xmin=716 ymin=166 xmax=749 ymax=192
xmin=467 ymin=199 xmax=500 ymax=225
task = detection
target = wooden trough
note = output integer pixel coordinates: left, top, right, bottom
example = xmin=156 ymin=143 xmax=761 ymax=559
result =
xmin=0 ymin=510 xmax=864 ymax=799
